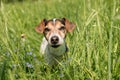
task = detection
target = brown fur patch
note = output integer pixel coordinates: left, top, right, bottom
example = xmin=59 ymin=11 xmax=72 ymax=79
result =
xmin=43 ymin=20 xmax=66 ymax=40
xmin=35 ymin=18 xmax=76 ymax=40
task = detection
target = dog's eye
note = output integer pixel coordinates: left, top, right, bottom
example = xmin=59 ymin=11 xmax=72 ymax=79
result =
xmin=44 ymin=28 xmax=50 ymax=32
xmin=59 ymin=26 xmax=65 ymax=30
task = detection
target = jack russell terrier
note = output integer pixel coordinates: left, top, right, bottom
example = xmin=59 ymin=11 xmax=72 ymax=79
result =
xmin=35 ymin=18 xmax=76 ymax=66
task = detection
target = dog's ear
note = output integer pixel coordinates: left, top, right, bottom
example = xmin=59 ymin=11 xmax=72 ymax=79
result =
xmin=35 ymin=19 xmax=47 ymax=33
xmin=62 ymin=18 xmax=76 ymax=32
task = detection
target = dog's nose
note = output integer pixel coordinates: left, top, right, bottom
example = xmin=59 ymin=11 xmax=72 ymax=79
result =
xmin=51 ymin=36 xmax=59 ymax=44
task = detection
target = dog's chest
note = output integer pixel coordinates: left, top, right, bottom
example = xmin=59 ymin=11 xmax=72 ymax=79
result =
xmin=45 ymin=46 xmax=66 ymax=66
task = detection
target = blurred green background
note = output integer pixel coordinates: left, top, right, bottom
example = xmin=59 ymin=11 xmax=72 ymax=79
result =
xmin=0 ymin=0 xmax=120 ymax=80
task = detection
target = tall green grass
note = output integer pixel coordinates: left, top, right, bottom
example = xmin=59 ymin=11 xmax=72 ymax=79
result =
xmin=0 ymin=0 xmax=120 ymax=80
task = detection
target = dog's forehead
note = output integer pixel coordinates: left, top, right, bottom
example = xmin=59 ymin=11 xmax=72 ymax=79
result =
xmin=45 ymin=18 xmax=65 ymax=27
xmin=53 ymin=18 xmax=56 ymax=24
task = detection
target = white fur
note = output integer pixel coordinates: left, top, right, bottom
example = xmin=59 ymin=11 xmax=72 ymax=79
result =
xmin=40 ymin=37 xmax=67 ymax=66
xmin=53 ymin=18 xmax=56 ymax=25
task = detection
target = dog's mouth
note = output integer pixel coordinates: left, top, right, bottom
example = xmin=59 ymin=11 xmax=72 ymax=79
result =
xmin=51 ymin=44 xmax=60 ymax=48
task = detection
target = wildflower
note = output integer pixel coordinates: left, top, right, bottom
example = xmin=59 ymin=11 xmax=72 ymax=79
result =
xmin=26 ymin=62 xmax=33 ymax=68
xmin=21 ymin=34 xmax=26 ymax=38
xmin=26 ymin=52 xmax=33 ymax=55
xmin=59 ymin=73 xmax=64 ymax=78
xmin=21 ymin=33 xmax=26 ymax=42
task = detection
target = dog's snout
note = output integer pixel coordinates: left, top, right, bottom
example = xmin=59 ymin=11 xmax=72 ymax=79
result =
xmin=51 ymin=36 xmax=59 ymax=44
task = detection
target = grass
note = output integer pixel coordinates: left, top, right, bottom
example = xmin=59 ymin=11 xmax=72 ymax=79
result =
xmin=0 ymin=0 xmax=120 ymax=80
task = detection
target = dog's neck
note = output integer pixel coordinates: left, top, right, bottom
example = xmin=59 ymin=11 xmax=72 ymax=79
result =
xmin=47 ymin=42 xmax=68 ymax=57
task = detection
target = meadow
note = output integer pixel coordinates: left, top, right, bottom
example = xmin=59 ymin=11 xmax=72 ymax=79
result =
xmin=0 ymin=0 xmax=120 ymax=80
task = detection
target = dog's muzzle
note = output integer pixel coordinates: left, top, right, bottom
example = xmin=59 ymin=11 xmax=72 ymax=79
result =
xmin=50 ymin=36 xmax=60 ymax=48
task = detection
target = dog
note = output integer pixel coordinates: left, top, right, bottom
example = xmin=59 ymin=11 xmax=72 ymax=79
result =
xmin=35 ymin=18 xmax=76 ymax=66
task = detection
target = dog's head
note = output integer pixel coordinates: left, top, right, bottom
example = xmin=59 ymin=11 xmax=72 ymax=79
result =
xmin=35 ymin=18 xmax=76 ymax=48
